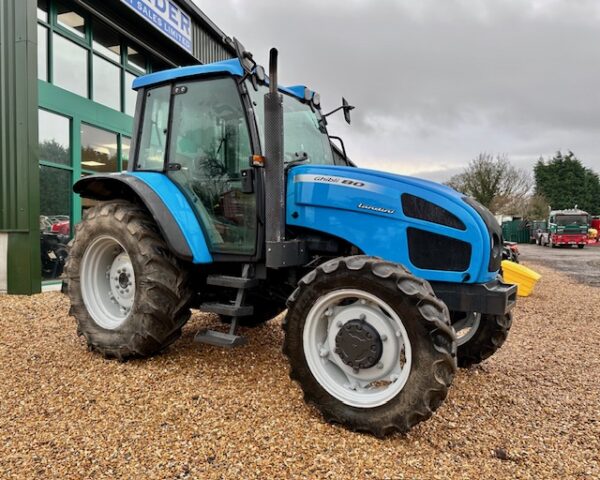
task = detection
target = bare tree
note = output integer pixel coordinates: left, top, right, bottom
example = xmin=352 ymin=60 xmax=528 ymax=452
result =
xmin=446 ymin=153 xmax=532 ymax=214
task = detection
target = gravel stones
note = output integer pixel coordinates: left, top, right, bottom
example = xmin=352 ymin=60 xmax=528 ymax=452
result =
xmin=0 ymin=262 xmax=598 ymax=479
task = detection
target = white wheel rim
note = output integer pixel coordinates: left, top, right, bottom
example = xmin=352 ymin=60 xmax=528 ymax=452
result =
xmin=80 ymin=235 xmax=135 ymax=330
xmin=452 ymin=312 xmax=481 ymax=346
xmin=303 ymin=289 xmax=412 ymax=409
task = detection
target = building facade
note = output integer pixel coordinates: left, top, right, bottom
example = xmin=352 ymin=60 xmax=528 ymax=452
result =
xmin=0 ymin=0 xmax=234 ymax=294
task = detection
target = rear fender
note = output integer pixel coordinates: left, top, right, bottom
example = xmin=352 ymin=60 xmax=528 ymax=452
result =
xmin=74 ymin=172 xmax=212 ymax=264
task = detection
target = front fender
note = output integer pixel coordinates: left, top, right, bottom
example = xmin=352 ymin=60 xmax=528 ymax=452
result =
xmin=74 ymin=172 xmax=212 ymax=264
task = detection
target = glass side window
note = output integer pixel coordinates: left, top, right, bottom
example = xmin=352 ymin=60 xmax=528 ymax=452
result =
xmin=137 ymin=85 xmax=170 ymax=170
xmin=248 ymin=84 xmax=334 ymax=165
xmin=167 ymin=77 xmax=256 ymax=254
xmin=39 ymin=109 xmax=71 ymax=166
xmin=92 ymin=54 xmax=120 ymax=110
xmin=81 ymin=124 xmax=118 ymax=173
xmin=52 ymin=33 xmax=88 ymax=98
xmin=124 ymin=71 xmax=138 ymax=117
xmin=37 ymin=25 xmax=48 ymax=81
xmin=56 ymin=0 xmax=86 ymax=38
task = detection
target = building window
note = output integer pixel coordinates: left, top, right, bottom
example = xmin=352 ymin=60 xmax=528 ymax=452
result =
xmin=55 ymin=0 xmax=86 ymax=38
xmin=127 ymin=46 xmax=146 ymax=73
xmin=92 ymin=21 xmax=121 ymax=63
xmin=93 ymin=54 xmax=121 ymax=110
xmin=81 ymin=124 xmax=118 ymax=173
xmin=40 ymin=166 xmax=72 ymax=280
xmin=37 ymin=0 xmax=49 ymax=23
xmin=38 ymin=108 xmax=72 ymax=282
xmin=124 ymin=71 xmax=138 ymax=116
xmin=39 ymin=109 xmax=71 ymax=166
xmin=37 ymin=0 xmax=170 ymax=117
xmin=37 ymin=25 xmax=48 ymax=81
xmin=52 ymin=32 xmax=88 ymax=97
xmin=121 ymin=136 xmax=131 ymax=170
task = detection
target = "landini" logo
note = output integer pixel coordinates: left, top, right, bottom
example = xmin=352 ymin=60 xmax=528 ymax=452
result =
xmin=357 ymin=203 xmax=396 ymax=215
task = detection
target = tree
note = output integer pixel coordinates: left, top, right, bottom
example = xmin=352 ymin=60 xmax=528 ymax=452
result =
xmin=446 ymin=153 xmax=532 ymax=214
xmin=534 ymin=151 xmax=600 ymax=214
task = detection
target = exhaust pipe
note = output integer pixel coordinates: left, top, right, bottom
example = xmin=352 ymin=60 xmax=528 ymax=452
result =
xmin=264 ymin=48 xmax=286 ymax=266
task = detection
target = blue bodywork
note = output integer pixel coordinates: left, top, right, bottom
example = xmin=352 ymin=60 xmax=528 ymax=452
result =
xmin=129 ymin=172 xmax=212 ymax=264
xmin=286 ymin=165 xmax=496 ymax=284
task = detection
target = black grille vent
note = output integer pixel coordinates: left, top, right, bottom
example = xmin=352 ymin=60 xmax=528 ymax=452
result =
xmin=402 ymin=194 xmax=466 ymax=230
xmin=462 ymin=197 xmax=503 ymax=272
xmin=407 ymin=228 xmax=471 ymax=272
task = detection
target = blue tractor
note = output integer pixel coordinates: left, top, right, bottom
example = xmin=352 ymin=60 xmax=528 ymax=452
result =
xmin=66 ymin=41 xmax=516 ymax=436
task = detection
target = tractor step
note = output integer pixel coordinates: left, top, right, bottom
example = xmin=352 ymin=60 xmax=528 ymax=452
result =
xmin=200 ymin=302 xmax=254 ymax=317
xmin=206 ymin=274 xmax=259 ymax=289
xmin=194 ymin=328 xmax=247 ymax=348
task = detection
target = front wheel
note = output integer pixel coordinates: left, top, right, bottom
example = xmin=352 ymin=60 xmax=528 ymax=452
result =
xmin=451 ymin=311 xmax=512 ymax=368
xmin=66 ymin=201 xmax=193 ymax=360
xmin=283 ymin=256 xmax=456 ymax=437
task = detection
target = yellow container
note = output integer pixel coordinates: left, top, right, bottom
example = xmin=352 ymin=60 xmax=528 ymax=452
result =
xmin=502 ymin=260 xmax=541 ymax=297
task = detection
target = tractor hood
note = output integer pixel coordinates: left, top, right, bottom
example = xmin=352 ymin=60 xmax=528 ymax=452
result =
xmin=286 ymin=164 xmax=501 ymax=284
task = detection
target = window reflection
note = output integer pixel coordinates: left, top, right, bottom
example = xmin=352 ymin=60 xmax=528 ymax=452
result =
xmin=56 ymin=1 xmax=86 ymax=37
xmin=38 ymin=25 xmax=48 ymax=81
xmin=39 ymin=109 xmax=71 ymax=166
xmin=81 ymin=124 xmax=118 ymax=173
xmin=53 ymin=33 xmax=88 ymax=97
xmin=37 ymin=0 xmax=48 ymax=23
xmin=93 ymin=21 xmax=121 ymax=62
xmin=93 ymin=54 xmax=120 ymax=110
xmin=124 ymin=71 xmax=138 ymax=116
xmin=40 ymin=166 xmax=71 ymax=280
xmin=127 ymin=46 xmax=146 ymax=73
xmin=121 ymin=136 xmax=131 ymax=170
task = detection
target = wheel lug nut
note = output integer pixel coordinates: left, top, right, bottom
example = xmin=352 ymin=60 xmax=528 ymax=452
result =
xmin=325 ymin=309 xmax=333 ymax=317
xmin=336 ymin=320 xmax=343 ymax=328
xmin=359 ymin=313 xmax=366 ymax=321
xmin=395 ymin=330 xmax=401 ymax=337
xmin=377 ymin=362 xmax=384 ymax=369
xmin=381 ymin=334 xmax=388 ymax=342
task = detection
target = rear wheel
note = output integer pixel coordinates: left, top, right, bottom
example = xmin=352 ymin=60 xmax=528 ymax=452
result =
xmin=578 ymin=244 xmax=585 ymax=249
xmin=66 ymin=201 xmax=193 ymax=360
xmin=283 ymin=256 xmax=456 ymax=436
xmin=452 ymin=311 xmax=512 ymax=368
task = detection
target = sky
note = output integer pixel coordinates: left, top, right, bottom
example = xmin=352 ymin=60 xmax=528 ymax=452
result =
xmin=194 ymin=0 xmax=600 ymax=182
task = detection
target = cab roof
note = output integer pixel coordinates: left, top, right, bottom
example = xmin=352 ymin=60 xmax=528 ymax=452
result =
xmin=132 ymin=58 xmax=308 ymax=100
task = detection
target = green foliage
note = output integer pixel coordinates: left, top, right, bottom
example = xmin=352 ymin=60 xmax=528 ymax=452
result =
xmin=446 ymin=153 xmax=531 ymax=214
xmin=534 ymin=151 xmax=600 ymax=215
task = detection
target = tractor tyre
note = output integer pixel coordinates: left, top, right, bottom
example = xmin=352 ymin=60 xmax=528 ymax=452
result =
xmin=283 ymin=256 xmax=456 ymax=437
xmin=452 ymin=311 xmax=512 ymax=368
xmin=65 ymin=201 xmax=193 ymax=360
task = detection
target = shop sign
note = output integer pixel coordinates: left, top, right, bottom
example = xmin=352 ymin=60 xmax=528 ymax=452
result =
xmin=121 ymin=0 xmax=193 ymax=53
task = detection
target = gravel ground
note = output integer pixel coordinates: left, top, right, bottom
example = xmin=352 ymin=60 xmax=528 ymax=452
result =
xmin=518 ymin=243 xmax=600 ymax=286
xmin=1 ymin=264 xmax=599 ymax=479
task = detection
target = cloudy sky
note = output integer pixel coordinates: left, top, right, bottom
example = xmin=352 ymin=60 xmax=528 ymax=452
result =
xmin=195 ymin=0 xmax=600 ymax=182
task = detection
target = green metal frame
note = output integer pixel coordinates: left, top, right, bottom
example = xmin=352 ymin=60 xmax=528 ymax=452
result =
xmin=39 ymin=80 xmax=133 ymax=227
xmin=38 ymin=0 xmax=153 ymax=114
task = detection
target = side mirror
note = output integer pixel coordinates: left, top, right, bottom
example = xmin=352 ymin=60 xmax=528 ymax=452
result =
xmin=342 ymin=97 xmax=353 ymax=125
xmin=254 ymin=65 xmax=266 ymax=84
xmin=233 ymin=37 xmax=255 ymax=74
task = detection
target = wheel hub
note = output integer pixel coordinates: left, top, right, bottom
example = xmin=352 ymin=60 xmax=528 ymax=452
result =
xmin=109 ymin=252 xmax=135 ymax=312
xmin=335 ymin=319 xmax=383 ymax=370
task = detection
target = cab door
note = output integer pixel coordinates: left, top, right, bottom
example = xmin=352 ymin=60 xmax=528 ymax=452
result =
xmin=166 ymin=77 xmax=257 ymax=255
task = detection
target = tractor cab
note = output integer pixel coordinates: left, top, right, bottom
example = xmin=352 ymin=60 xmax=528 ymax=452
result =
xmin=130 ymin=54 xmax=344 ymax=257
